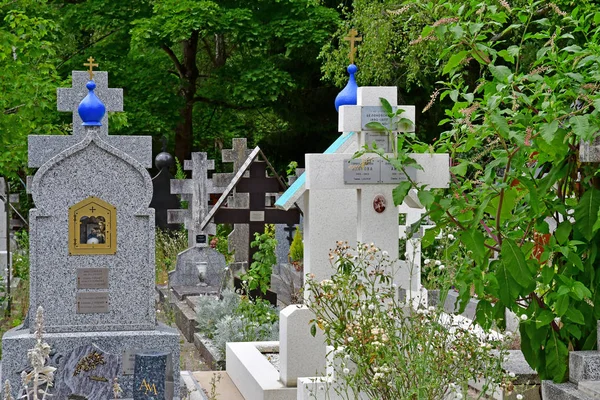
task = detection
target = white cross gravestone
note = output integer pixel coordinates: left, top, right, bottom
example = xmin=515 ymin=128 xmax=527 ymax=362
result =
xmin=28 ymin=71 xmax=152 ymax=169
xmin=303 ymin=86 xmax=449 ymax=298
xmin=168 ymin=152 xmax=226 ymax=248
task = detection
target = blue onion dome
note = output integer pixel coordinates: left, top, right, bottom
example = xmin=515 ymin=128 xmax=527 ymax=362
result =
xmin=78 ymin=81 xmax=105 ymax=126
xmin=334 ymin=64 xmax=358 ymax=112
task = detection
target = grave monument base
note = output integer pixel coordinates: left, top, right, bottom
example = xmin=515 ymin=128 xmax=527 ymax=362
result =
xmin=1 ymin=323 xmax=181 ymax=399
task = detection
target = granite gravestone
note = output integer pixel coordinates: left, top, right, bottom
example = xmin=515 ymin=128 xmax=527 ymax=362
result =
xmin=150 ymin=151 xmax=180 ymax=231
xmin=166 ymin=152 xmax=227 ymax=297
xmin=133 ymin=351 xmax=170 ymax=400
xmin=1 ymin=67 xmax=180 ymax=399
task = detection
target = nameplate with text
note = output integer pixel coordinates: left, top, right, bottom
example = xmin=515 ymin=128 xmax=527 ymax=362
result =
xmin=76 ymin=292 xmax=109 ymax=314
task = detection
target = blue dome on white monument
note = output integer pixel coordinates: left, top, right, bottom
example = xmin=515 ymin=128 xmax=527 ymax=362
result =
xmin=334 ymin=64 xmax=358 ymax=112
xmin=78 ymin=81 xmax=105 ymax=126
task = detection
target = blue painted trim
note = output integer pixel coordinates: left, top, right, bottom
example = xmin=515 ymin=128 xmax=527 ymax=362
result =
xmin=275 ymin=131 xmax=356 ymax=208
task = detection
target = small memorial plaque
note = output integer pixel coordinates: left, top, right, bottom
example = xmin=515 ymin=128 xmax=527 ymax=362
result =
xmin=361 ymin=106 xmax=396 ymax=130
xmin=122 ymin=349 xmax=138 ymax=375
xmin=380 ymin=160 xmax=415 ymax=183
xmin=343 ymin=159 xmax=381 ymax=184
xmin=365 ymin=132 xmax=391 ymax=152
xmin=76 ymin=292 xmax=109 ymax=314
xmin=249 ymin=211 xmax=265 ymax=222
xmin=77 ymin=268 xmax=109 ymax=289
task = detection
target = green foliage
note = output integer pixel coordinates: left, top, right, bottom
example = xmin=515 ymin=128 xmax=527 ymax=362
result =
xmin=241 ymin=228 xmax=277 ymax=295
xmin=289 ymin=227 xmax=303 ymax=263
xmin=155 ymin=228 xmax=187 ymax=285
xmin=286 ymin=161 xmax=298 ymax=177
xmin=0 ymin=0 xmax=62 ymax=178
xmin=374 ymin=0 xmax=600 ymax=382
xmin=12 ymin=230 xmax=29 ymax=281
xmin=195 ymin=290 xmax=279 ymax=357
xmin=306 ymin=242 xmax=512 ymax=399
xmin=210 ymin=224 xmax=233 ymax=264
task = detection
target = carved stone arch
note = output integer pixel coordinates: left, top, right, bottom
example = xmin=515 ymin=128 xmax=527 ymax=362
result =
xmin=69 ymin=196 xmax=116 ymax=255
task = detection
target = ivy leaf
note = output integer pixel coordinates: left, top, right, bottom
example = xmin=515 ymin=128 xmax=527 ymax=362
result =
xmin=490 ymin=112 xmax=510 ymax=136
xmin=417 ymin=190 xmax=435 ymax=208
xmin=565 ymin=308 xmax=585 ymax=325
xmin=574 ymin=188 xmax=600 ymax=241
xmin=488 ymin=64 xmax=512 ymax=83
xmin=545 ymin=330 xmax=569 ymax=382
xmin=496 ymin=264 xmax=519 ymax=304
xmin=392 ymin=181 xmax=412 ymax=206
xmin=555 ymin=294 xmax=569 ymax=316
xmin=540 ymin=120 xmax=559 ymax=143
xmin=380 ymin=97 xmax=393 ymax=116
xmin=501 ymin=239 xmax=534 ymax=288
xmin=555 ymin=221 xmax=571 ymax=245
xmin=443 ymin=50 xmax=469 ymax=75
xmin=365 ymin=122 xmax=387 ymax=131
xmin=460 ymin=230 xmax=487 ymax=265
xmin=570 ymin=115 xmax=596 ymax=142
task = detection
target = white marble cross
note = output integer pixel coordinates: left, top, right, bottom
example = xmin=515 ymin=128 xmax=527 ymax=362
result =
xmin=303 ymin=87 xmax=449 ymax=300
xmin=28 ymin=71 xmax=151 ymax=168
xmin=169 ymin=153 xmax=227 ymax=247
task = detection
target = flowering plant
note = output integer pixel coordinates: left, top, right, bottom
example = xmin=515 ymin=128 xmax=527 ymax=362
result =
xmin=306 ymin=242 xmax=514 ymax=399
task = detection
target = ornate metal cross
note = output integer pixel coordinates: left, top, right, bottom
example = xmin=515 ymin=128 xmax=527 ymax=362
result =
xmin=344 ymin=29 xmax=362 ymax=64
xmin=83 ymin=56 xmax=99 ymax=80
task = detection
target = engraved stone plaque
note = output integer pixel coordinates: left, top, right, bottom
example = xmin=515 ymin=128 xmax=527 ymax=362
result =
xmin=249 ymin=211 xmax=265 ymax=222
xmin=77 ymin=268 xmax=109 ymax=289
xmin=365 ymin=132 xmax=391 ymax=152
xmin=76 ymin=292 xmax=109 ymax=313
xmin=343 ymin=159 xmax=381 ymax=183
xmin=361 ymin=106 xmax=397 ymax=130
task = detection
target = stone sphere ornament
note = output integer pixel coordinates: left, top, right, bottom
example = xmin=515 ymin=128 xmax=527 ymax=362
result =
xmin=373 ymin=194 xmax=386 ymax=213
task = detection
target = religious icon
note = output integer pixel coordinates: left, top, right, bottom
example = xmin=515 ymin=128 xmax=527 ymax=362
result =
xmin=373 ymin=194 xmax=387 ymax=213
xmin=69 ymin=197 xmax=116 ymax=255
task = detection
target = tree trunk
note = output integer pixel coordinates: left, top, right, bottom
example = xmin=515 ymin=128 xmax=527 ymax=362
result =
xmin=174 ymin=30 xmax=200 ymax=165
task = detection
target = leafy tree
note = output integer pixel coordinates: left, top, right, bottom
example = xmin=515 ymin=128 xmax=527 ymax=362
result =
xmin=366 ymin=0 xmax=600 ymax=382
xmin=0 ymin=0 xmax=62 ymax=179
xmin=130 ymin=0 xmax=339 ymax=163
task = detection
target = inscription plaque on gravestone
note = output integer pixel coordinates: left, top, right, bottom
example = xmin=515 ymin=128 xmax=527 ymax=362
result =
xmin=343 ymin=159 xmax=380 ymax=183
xmin=344 ymin=159 xmax=416 ymax=184
xmin=77 ymin=268 xmax=109 ymax=289
xmin=365 ymin=132 xmax=391 ymax=152
xmin=361 ymin=106 xmax=397 ymax=130
xmin=76 ymin=292 xmax=109 ymax=313
xmin=249 ymin=211 xmax=265 ymax=222
xmin=122 ymin=349 xmax=138 ymax=375
xmin=380 ymin=160 xmax=414 ymax=182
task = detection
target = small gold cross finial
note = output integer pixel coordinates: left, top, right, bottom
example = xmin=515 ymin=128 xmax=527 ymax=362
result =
xmin=344 ymin=29 xmax=362 ymax=64
xmin=83 ymin=56 xmax=99 ymax=80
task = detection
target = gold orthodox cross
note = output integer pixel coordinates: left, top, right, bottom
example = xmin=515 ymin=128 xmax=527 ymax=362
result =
xmin=83 ymin=56 xmax=98 ymax=80
xmin=344 ymin=29 xmax=362 ymax=64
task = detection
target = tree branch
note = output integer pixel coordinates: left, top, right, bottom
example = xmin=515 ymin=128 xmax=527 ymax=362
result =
xmin=3 ymin=104 xmax=25 ymax=115
xmin=192 ymin=96 xmax=254 ymax=110
xmin=58 ymin=28 xmax=123 ymax=69
xmin=161 ymin=44 xmax=185 ymax=78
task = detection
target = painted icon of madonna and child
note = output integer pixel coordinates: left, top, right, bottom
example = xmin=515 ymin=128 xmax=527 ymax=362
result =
xmin=79 ymin=216 xmax=107 ymax=245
